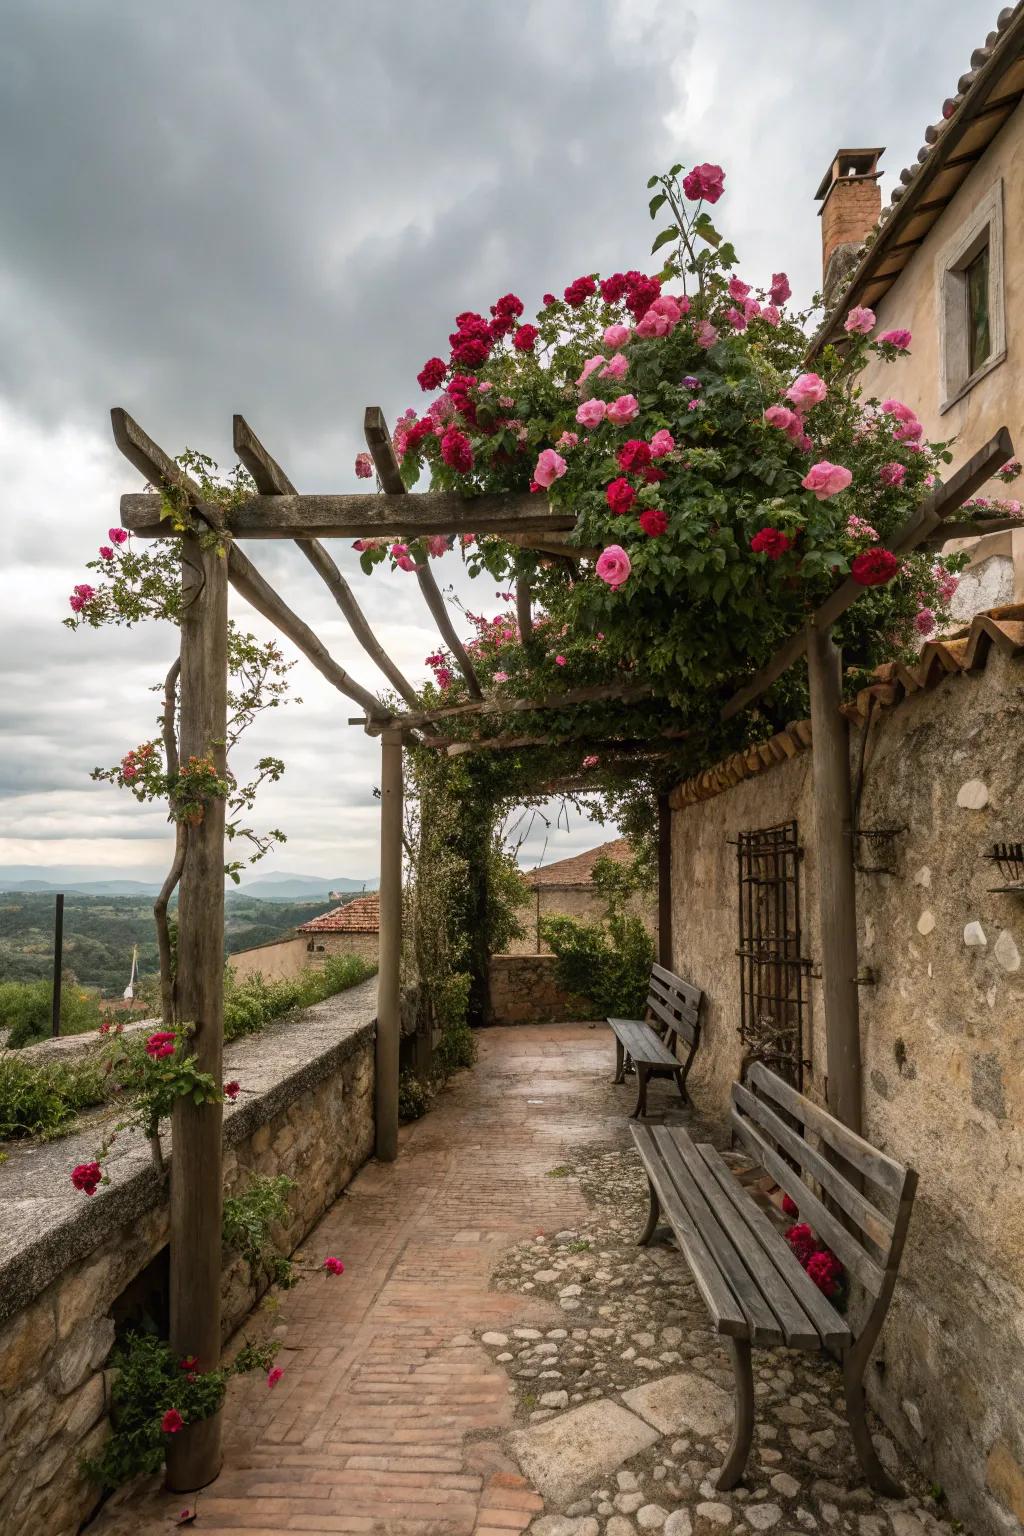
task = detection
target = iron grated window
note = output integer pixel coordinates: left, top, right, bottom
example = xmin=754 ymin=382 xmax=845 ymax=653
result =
xmin=735 ymin=819 xmax=809 ymax=1087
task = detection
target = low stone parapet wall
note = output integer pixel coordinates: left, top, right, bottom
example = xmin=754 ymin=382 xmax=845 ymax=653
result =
xmin=487 ymin=954 xmax=598 ymax=1025
xmin=0 ymin=980 xmax=377 ymax=1536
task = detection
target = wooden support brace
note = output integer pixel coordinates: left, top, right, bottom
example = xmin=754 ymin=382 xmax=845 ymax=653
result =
xmin=363 ymin=407 xmax=483 ymax=699
xmin=375 ymin=726 xmax=403 ymax=1163
xmin=232 ymin=415 xmax=420 ymax=710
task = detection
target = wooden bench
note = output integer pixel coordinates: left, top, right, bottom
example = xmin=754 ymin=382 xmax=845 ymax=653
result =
xmin=608 ymin=963 xmax=703 ymax=1119
xmin=631 ymin=1061 xmax=918 ymax=1495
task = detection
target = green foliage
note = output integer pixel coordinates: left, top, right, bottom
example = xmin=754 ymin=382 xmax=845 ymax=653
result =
xmin=223 ymin=1174 xmax=296 ymax=1285
xmin=84 ymin=1330 xmax=279 ymax=1490
xmin=542 ymin=852 xmax=656 ymax=1019
xmin=0 ymin=978 xmax=113 ymax=1049
xmin=223 ymin=953 xmax=375 ymax=1042
xmin=0 ymin=1051 xmax=109 ymax=1139
xmin=398 ymin=1070 xmax=431 ymax=1122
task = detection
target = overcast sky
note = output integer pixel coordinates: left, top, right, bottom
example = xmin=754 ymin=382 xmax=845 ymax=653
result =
xmin=0 ymin=0 xmax=998 ymax=882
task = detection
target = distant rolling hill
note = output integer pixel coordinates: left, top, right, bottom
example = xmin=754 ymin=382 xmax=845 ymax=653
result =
xmin=0 ymin=868 xmax=378 ymax=900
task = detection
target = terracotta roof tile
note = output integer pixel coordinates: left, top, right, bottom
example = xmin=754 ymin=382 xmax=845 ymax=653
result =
xmin=524 ymin=838 xmax=632 ymax=889
xmin=298 ymin=893 xmax=380 ymax=933
xmin=669 ymin=605 xmax=1024 ymax=809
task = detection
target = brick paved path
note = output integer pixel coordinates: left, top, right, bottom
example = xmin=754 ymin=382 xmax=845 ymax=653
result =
xmin=92 ymin=1024 xmax=624 ymax=1535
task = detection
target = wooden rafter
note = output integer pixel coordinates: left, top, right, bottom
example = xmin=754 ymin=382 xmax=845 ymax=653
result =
xmin=438 ymin=727 xmax=690 ymax=757
xmin=111 ymin=409 xmax=389 ymax=721
xmin=232 ymin=415 xmax=420 ymax=710
xmin=363 ymin=406 xmax=484 ymax=699
xmin=721 ymin=427 xmax=1014 ymax=721
xmin=349 ymin=680 xmax=657 ymax=734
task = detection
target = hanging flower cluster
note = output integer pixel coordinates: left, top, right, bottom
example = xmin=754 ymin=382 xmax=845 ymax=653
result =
xmin=785 ymin=1218 xmax=847 ymax=1306
xmin=354 ymin=157 xmax=965 ymax=716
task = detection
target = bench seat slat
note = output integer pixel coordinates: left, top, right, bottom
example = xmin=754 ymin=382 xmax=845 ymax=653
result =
xmin=746 ymin=1061 xmax=906 ymax=1198
xmin=649 ymin=1128 xmax=785 ymax=1346
xmin=694 ymin=1143 xmax=851 ymax=1351
xmin=733 ymin=1082 xmax=894 ymax=1256
xmin=731 ymin=1113 xmax=887 ymax=1296
xmin=631 ymin=1125 xmax=748 ymax=1339
xmin=608 ymin=1018 xmax=678 ymax=1067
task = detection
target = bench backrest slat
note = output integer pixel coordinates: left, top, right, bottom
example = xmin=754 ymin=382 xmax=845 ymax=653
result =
xmin=646 ymin=964 xmax=701 ymax=1046
xmin=731 ymin=1065 xmax=918 ymax=1302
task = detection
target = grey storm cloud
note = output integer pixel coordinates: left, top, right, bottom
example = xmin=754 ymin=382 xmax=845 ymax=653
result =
xmin=0 ymin=0 xmax=1001 ymax=877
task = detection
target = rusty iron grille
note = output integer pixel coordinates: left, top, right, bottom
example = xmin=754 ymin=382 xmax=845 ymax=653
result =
xmin=735 ymin=819 xmax=809 ymax=1087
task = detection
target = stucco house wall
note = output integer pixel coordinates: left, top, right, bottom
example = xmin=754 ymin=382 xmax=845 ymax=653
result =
xmin=668 ymin=644 xmax=1024 ymax=1534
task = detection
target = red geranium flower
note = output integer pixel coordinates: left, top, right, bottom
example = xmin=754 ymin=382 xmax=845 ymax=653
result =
xmin=267 ymin=1367 xmax=284 ymax=1389
xmin=851 ymin=548 xmax=899 ymax=586
xmin=806 ymin=1249 xmax=843 ymax=1297
xmin=145 ymin=1030 xmax=176 ymax=1060
xmin=785 ymin=1223 xmax=816 ymax=1265
xmin=71 ymin=1161 xmax=102 ymax=1197
xmin=605 ymin=478 xmax=636 ymax=516
xmin=161 ymin=1409 xmax=184 ymax=1435
xmin=781 ymin=1194 xmax=799 ymax=1218
xmin=323 ymin=1256 xmax=345 ymax=1275
xmin=638 ymin=508 xmax=668 ymax=537
xmin=223 ymin=1081 xmax=241 ymax=1102
xmin=751 ymin=527 xmax=792 ymax=560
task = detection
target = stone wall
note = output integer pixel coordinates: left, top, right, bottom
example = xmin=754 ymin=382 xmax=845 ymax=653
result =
xmin=487 ymin=954 xmax=599 ymax=1025
xmin=228 ymin=934 xmax=310 ymax=983
xmin=669 ymin=649 xmax=1024 ymax=1534
xmin=304 ymin=930 xmax=379 ymax=965
xmin=0 ymin=982 xmax=377 ymax=1536
xmin=504 ymin=885 xmax=657 ymax=957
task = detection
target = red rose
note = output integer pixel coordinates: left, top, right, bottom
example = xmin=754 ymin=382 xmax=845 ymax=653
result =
xmin=161 ymin=1409 xmax=184 ymax=1435
xmin=448 ymin=312 xmax=492 ymax=368
xmin=223 ymin=1080 xmax=241 ymax=1102
xmin=491 ymin=292 xmax=524 ymax=320
xmin=643 ymin=467 xmax=667 ymax=484
xmin=440 ymin=427 xmax=474 ymax=474
xmin=785 ymin=1223 xmax=816 ymax=1264
xmin=406 ymin=417 xmax=435 ymax=450
xmin=851 ymin=548 xmax=899 ymax=586
xmin=542 ymin=292 xmax=556 ymax=307
xmin=806 ymin=1249 xmax=843 ymax=1297
xmin=617 ymin=439 xmax=653 ymax=473
xmin=416 ymin=357 xmax=446 ymax=392
xmin=639 ymin=508 xmax=668 ymax=537
xmin=625 ymin=272 xmax=661 ymax=319
xmin=605 ymin=478 xmax=636 ymax=515
xmin=513 ymin=324 xmax=540 ymax=353
xmin=781 ymin=1193 xmax=799 ymax=1218
xmin=564 ymin=275 xmax=597 ymax=307
xmin=71 ymin=1161 xmax=102 ymax=1196
xmin=751 ymin=527 xmax=792 ymax=560
xmin=600 ymin=272 xmax=630 ymax=304
xmin=682 ymin=162 xmax=726 ymax=204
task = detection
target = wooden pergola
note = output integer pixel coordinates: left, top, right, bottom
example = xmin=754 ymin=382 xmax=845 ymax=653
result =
xmin=109 ymin=402 xmax=1011 ymax=1489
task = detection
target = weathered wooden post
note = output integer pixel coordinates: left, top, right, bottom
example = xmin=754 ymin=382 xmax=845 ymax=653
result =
xmin=657 ymin=795 xmax=673 ymax=968
xmin=805 ymin=619 xmax=862 ymax=1134
xmin=51 ymin=893 xmax=64 ymax=1037
xmin=376 ymin=725 xmax=403 ymax=1161
xmin=165 ymin=532 xmax=229 ymax=1492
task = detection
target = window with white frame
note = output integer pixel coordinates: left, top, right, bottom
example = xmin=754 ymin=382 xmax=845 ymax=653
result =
xmin=937 ymin=179 xmax=1005 ymax=411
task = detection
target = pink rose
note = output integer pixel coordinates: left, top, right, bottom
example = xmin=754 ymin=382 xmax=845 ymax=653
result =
xmin=600 ymin=352 xmax=629 ymax=380
xmin=649 ymin=429 xmax=675 ymax=458
xmin=556 ymin=431 xmax=579 ymax=450
xmin=879 ymin=328 xmax=912 ymax=350
xmin=595 ymin=544 xmax=632 ymax=590
xmin=914 ymin=607 xmax=936 ymax=637
xmin=694 ymin=321 xmax=718 ymax=349
xmin=354 ymin=451 xmax=374 ymax=478
xmin=554 ymin=655 xmax=567 ymax=666
xmin=801 ymin=461 xmax=853 ymax=500
xmin=769 ymin=272 xmax=791 ymax=305
xmin=582 ymin=755 xmax=599 ymax=769
xmin=534 ymin=449 xmax=568 ymax=488
xmin=634 ymin=295 xmax=683 ymax=339
xmin=728 ymin=276 xmax=751 ymax=301
xmin=894 ymin=419 xmax=924 ymax=443
xmin=576 ymin=398 xmax=607 ymax=427
xmin=603 ymin=323 xmax=631 ymax=350
xmin=606 ymin=395 xmax=639 ymax=426
xmin=881 ymin=398 xmax=916 ymax=421
xmin=786 ymin=372 xmax=827 ymax=409
xmin=761 ymin=304 xmax=781 ymax=327
xmin=682 ymin=162 xmax=725 ymax=204
xmin=576 ymin=354 xmax=605 ymax=390
xmin=879 ymin=462 xmax=907 ymax=488
xmin=763 ymin=405 xmax=799 ymax=432
xmin=108 ymin=528 xmax=128 ymax=545
xmin=744 ymin=297 xmax=761 ymax=321
xmin=844 ymin=305 xmax=876 ymax=335
xmin=726 ymin=307 xmax=746 ymax=331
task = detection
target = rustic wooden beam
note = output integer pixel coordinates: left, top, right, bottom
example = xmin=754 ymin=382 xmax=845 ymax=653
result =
xmin=921 ymin=516 xmax=1024 ymax=544
xmin=375 ymin=726 xmax=403 ymax=1163
xmin=364 ymin=407 xmax=484 ymax=700
xmin=165 ymin=530 xmax=228 ymax=1492
xmin=657 ymin=794 xmax=673 ymax=969
xmin=110 ymin=409 xmax=388 ymax=720
xmin=516 ymin=574 xmax=534 ymax=645
xmin=806 ymin=621 xmax=862 ymax=1135
xmin=721 ymin=426 xmax=1014 ymax=721
xmin=351 ymin=681 xmax=656 ymax=733
xmin=441 ymin=728 xmax=689 ymax=756
xmin=232 ymin=415 xmax=420 ymax=710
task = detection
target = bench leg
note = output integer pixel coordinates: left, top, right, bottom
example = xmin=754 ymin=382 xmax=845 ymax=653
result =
xmin=637 ymin=1180 xmax=661 ymax=1246
xmin=676 ymin=1040 xmax=698 ymax=1102
xmin=613 ymin=1036 xmax=626 ymax=1085
xmin=716 ymin=1338 xmax=755 ymax=1491
xmin=631 ymin=1064 xmax=650 ymax=1119
xmin=843 ymin=1356 xmax=905 ymax=1498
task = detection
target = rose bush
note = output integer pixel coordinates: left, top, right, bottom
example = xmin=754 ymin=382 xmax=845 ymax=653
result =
xmin=357 ymin=159 xmax=966 ymax=748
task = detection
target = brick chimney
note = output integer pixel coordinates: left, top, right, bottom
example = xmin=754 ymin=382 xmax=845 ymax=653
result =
xmin=815 ymin=148 xmax=884 ymax=304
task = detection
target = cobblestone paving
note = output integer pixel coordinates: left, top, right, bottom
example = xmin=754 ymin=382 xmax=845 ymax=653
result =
xmin=86 ymin=1025 xmax=957 ymax=1536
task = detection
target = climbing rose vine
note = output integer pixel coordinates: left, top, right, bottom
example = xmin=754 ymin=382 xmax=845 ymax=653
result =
xmin=356 ymin=158 xmax=971 ymax=727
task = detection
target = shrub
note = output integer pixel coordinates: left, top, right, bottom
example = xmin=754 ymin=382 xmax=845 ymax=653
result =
xmin=223 ymin=953 xmax=375 ymax=1041
xmin=398 ymin=1071 xmax=431 ymax=1122
xmin=0 ymin=979 xmax=110 ymax=1049
xmin=223 ymin=1174 xmax=296 ymax=1286
xmin=0 ymin=1051 xmax=109 ymax=1139
xmin=542 ymin=850 xmax=656 ymax=1018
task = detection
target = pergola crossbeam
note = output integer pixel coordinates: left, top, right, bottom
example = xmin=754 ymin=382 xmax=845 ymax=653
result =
xmin=350 ymin=680 xmax=656 ymax=734
xmin=111 ymin=409 xmax=389 ymax=721
xmin=364 ymin=407 xmax=484 ymax=699
xmin=232 ymin=415 xmax=420 ymax=710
